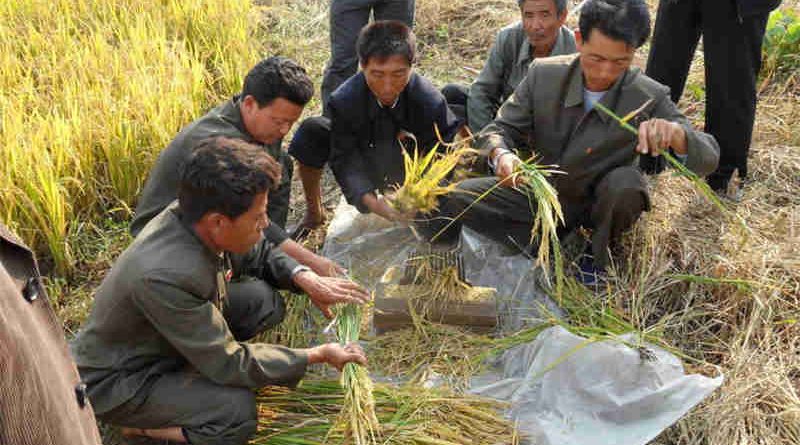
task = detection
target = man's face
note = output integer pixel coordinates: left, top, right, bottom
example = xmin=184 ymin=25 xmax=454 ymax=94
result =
xmin=215 ymin=192 xmax=269 ymax=254
xmin=241 ymin=96 xmax=304 ymax=145
xmin=521 ymin=0 xmax=566 ymax=53
xmin=576 ymin=29 xmax=636 ymax=92
xmin=361 ymin=55 xmax=412 ymax=107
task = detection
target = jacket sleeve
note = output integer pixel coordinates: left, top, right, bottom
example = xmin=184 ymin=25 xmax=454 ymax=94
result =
xmin=230 ymin=238 xmax=300 ymax=291
xmin=132 ymin=272 xmax=308 ymax=388
xmin=476 ymin=62 xmax=537 ymax=161
xmin=467 ymin=34 xmax=508 ymax=133
xmin=329 ymin=101 xmax=375 ymax=213
xmin=651 ymin=90 xmax=720 ymax=177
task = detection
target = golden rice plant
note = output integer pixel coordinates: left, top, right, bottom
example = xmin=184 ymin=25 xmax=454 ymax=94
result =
xmin=0 ymin=0 xmax=259 ymax=274
xmin=332 ymin=303 xmax=380 ymax=445
xmin=390 ymin=131 xmax=476 ymax=216
xmin=254 ymin=379 xmax=519 ymax=444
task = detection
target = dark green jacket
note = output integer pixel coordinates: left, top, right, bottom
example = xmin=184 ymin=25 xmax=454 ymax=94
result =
xmin=467 ymin=23 xmax=576 ymax=132
xmin=478 ymin=54 xmax=720 ymax=204
xmin=70 ymin=204 xmax=308 ymax=415
xmin=131 ymin=97 xmax=292 ymax=244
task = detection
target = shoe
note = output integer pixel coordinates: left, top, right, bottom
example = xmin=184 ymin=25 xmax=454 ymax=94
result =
xmin=575 ymin=253 xmax=607 ymax=287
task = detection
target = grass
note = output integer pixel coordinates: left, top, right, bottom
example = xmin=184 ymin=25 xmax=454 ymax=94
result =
xmin=0 ymin=0 xmax=259 ymax=275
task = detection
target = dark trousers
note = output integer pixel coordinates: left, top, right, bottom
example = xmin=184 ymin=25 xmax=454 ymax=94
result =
xmin=441 ymin=83 xmax=469 ymax=125
xmin=288 ymin=116 xmax=332 ymax=169
xmin=420 ymin=167 xmax=649 ymax=268
xmin=321 ymin=0 xmax=415 ymax=114
xmin=643 ymin=0 xmax=769 ymax=189
xmin=97 ymin=283 xmax=284 ymax=445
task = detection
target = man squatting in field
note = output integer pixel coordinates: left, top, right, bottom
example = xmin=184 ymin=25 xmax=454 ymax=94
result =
xmin=420 ymin=0 xmax=721 ymax=284
xmin=71 ymin=139 xmax=370 ymax=445
xmin=441 ymin=0 xmax=577 ymax=134
xmin=289 ymin=20 xmax=463 ymax=225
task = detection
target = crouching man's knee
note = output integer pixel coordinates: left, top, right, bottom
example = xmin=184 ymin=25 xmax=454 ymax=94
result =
xmin=184 ymin=388 xmax=257 ymax=445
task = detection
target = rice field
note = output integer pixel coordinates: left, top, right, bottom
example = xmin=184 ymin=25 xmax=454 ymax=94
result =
xmin=3 ymin=0 xmax=799 ymax=444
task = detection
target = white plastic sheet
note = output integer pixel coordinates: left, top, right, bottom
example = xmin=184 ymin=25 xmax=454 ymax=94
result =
xmin=322 ymin=199 xmax=723 ymax=444
xmin=470 ymin=326 xmax=723 ymax=445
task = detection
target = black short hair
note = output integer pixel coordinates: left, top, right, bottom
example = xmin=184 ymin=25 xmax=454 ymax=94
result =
xmin=579 ymin=0 xmax=651 ymax=48
xmin=518 ymin=0 xmax=568 ymax=16
xmin=179 ymin=137 xmax=282 ymax=224
xmin=357 ymin=20 xmax=417 ymax=66
xmin=242 ymin=56 xmax=313 ymax=108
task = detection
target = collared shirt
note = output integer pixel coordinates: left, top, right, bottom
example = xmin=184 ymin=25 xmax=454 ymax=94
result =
xmin=328 ymin=72 xmax=463 ymax=212
xmin=478 ymin=54 xmax=720 ymax=204
xmin=467 ymin=23 xmax=576 ymax=132
xmin=70 ymin=203 xmax=308 ymax=415
xmin=130 ymin=97 xmax=291 ymax=245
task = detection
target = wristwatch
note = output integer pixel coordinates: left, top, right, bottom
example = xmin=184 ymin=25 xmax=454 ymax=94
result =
xmin=291 ymin=265 xmax=312 ymax=277
xmin=488 ymin=148 xmax=513 ymax=172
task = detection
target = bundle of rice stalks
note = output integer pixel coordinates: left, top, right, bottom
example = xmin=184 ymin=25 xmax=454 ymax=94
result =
xmin=333 ymin=303 xmax=380 ymax=445
xmin=390 ymin=139 xmax=476 ymax=216
xmin=253 ymin=379 xmax=520 ymax=444
xmin=257 ymin=293 xmax=325 ymax=349
xmin=511 ymin=160 xmax=567 ymax=290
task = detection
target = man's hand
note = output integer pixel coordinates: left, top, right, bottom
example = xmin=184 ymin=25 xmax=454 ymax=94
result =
xmin=306 ymin=253 xmax=346 ymax=277
xmin=492 ymin=149 xmax=522 ymax=187
xmin=307 ymin=342 xmax=367 ymax=370
xmin=292 ymin=271 xmax=370 ymax=318
xmin=362 ymin=192 xmax=413 ymax=223
xmin=636 ymin=119 xmax=687 ymax=156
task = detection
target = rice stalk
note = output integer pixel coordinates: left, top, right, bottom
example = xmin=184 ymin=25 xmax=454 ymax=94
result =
xmin=592 ymin=101 xmax=749 ymax=233
xmin=331 ymin=303 xmax=380 ymax=445
xmin=390 ymin=130 xmax=476 ymax=216
xmin=253 ymin=379 xmax=519 ymax=445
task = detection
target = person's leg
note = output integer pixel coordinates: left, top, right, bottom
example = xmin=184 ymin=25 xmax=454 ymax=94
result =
xmin=419 ymin=177 xmax=534 ymax=252
xmin=288 ymin=117 xmax=333 ymax=235
xmin=321 ymin=0 xmax=372 ymax=114
xmin=641 ymin=0 xmax=702 ymax=175
xmin=701 ymin=0 xmax=769 ymax=192
xmin=373 ymin=0 xmax=415 ymax=26
xmin=441 ymin=83 xmax=469 ymax=127
xmin=589 ymin=166 xmax=649 ymax=269
xmin=100 ymin=372 xmax=258 ymax=445
xmin=224 ymin=278 xmax=286 ymax=341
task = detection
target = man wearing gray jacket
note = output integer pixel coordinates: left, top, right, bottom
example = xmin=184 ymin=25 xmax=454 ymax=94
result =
xmin=442 ymin=0 xmax=576 ymax=133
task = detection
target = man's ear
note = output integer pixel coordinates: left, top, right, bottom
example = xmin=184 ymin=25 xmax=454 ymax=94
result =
xmin=204 ymin=212 xmax=227 ymax=234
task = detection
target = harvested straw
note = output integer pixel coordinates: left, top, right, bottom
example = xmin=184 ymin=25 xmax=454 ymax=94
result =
xmin=333 ymin=303 xmax=380 ymax=445
xmin=253 ymin=379 xmax=520 ymax=445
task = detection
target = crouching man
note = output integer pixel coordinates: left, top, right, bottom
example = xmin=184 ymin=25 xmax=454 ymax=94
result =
xmin=71 ymin=137 xmax=368 ymax=445
xmin=421 ymin=0 xmax=720 ymax=284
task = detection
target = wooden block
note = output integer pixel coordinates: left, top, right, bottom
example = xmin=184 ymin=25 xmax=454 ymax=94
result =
xmin=372 ymin=267 xmax=497 ymax=333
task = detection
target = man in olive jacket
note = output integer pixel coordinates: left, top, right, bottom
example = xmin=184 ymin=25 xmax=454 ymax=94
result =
xmin=132 ymin=56 xmax=342 ymax=278
xmin=422 ymin=0 xmax=720 ymax=282
xmin=71 ymin=137 xmax=369 ymax=445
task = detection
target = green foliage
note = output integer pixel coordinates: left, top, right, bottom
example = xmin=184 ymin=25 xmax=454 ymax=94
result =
xmin=762 ymin=8 xmax=800 ymax=80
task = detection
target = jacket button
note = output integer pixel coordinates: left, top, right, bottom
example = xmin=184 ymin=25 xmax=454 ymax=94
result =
xmin=75 ymin=382 xmax=88 ymax=408
xmin=22 ymin=277 xmax=39 ymax=302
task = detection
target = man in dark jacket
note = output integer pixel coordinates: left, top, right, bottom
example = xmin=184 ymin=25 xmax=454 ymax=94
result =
xmin=0 ymin=224 xmax=102 ymax=445
xmin=71 ymin=137 xmax=369 ymax=445
xmin=289 ymin=20 xmax=462 ymax=228
xmin=642 ymin=0 xmax=782 ymax=198
xmin=132 ymin=56 xmax=343 ymax=277
xmin=421 ymin=0 xmax=720 ymax=283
